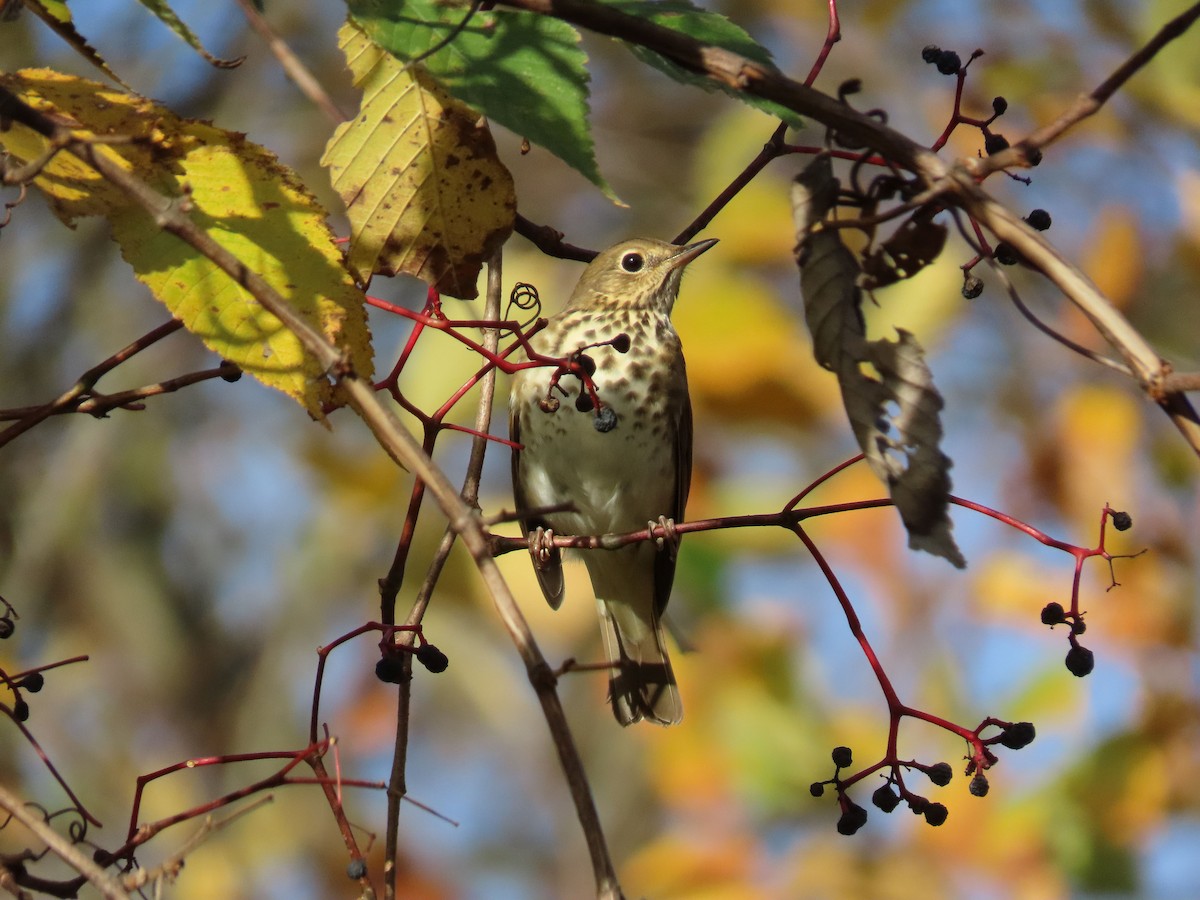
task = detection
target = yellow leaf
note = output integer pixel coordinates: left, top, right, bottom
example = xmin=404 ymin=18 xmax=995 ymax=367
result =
xmin=0 ymin=69 xmax=372 ymax=420
xmin=323 ymin=21 xmax=516 ymax=298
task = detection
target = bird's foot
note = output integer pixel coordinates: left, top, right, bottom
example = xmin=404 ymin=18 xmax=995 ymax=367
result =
xmin=649 ymin=516 xmax=681 ymax=559
xmin=529 ymin=526 xmax=556 ymax=569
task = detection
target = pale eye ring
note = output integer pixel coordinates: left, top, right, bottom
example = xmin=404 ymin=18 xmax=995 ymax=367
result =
xmin=620 ymin=252 xmax=644 ymax=273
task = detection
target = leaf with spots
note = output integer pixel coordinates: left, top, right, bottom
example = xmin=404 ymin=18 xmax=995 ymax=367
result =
xmin=347 ymin=0 xmax=618 ymax=202
xmin=792 ymin=156 xmax=963 ymax=568
xmin=322 ymin=21 xmax=515 ymax=298
xmin=0 ymin=68 xmax=372 ymax=420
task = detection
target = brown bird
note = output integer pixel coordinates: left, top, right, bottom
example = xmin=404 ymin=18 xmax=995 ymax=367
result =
xmin=509 ymin=237 xmax=716 ymax=725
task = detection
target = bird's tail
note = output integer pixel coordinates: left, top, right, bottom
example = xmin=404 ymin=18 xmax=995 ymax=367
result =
xmin=597 ymin=598 xmax=682 ymax=726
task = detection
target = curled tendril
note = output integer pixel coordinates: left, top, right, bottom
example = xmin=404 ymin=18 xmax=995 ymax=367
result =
xmin=506 ymin=282 xmax=542 ymax=328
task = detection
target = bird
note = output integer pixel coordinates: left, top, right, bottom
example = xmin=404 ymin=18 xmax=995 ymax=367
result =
xmin=509 ymin=237 xmax=717 ymax=725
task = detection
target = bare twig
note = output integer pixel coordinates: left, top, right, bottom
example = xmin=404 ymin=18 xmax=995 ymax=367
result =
xmin=0 ymin=784 xmax=128 ymax=900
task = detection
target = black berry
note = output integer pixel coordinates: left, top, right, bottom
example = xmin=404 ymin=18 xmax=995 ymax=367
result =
xmin=611 ymin=333 xmax=631 ymax=353
xmin=837 ymin=801 xmax=868 ymax=836
xmin=575 ymin=353 xmax=596 ymax=378
xmin=994 ymin=242 xmax=1019 ymax=266
xmin=809 ymin=781 xmax=825 ymax=798
xmin=962 ymin=275 xmax=984 ymax=299
xmin=415 ymin=643 xmax=449 ymax=673
xmin=992 ymin=96 xmax=1008 ymax=116
xmin=1041 ymin=602 xmax=1066 ymax=626
xmin=927 ymin=762 xmax=953 ymax=787
xmin=924 ymin=802 xmax=949 ymax=826
xmin=921 ymin=45 xmax=942 ymax=64
xmin=999 ymin=721 xmax=1036 ymax=750
xmin=219 ymin=362 xmax=243 ymax=383
xmin=1065 ymin=644 xmax=1095 ymax=677
xmin=347 ymin=858 xmax=367 ymax=880
xmin=969 ymin=772 xmax=990 ymax=797
xmin=17 ymin=672 xmax=44 ymax=693
xmin=936 ymin=50 xmax=961 ymax=75
xmin=0 ymin=618 xmax=13 ymax=639
xmin=872 ymin=784 xmax=901 ymax=813
xmin=593 ymin=406 xmax=618 ymax=432
xmin=375 ymin=656 xmax=406 ymax=684
xmin=907 ymin=794 xmax=929 ymax=815
xmin=831 ymin=746 xmax=853 ymax=769
xmin=1024 ymin=209 xmax=1052 ymax=231
xmin=1027 ymin=148 xmax=1043 ymax=166
xmin=12 ymin=698 xmax=29 ymax=722
xmin=1071 ymin=618 xmax=1087 ymax=636
xmin=575 ymin=393 xmax=595 ymax=413
xmin=1111 ymin=510 xmax=1132 ymax=531
xmin=984 ymin=133 xmax=1010 ymax=156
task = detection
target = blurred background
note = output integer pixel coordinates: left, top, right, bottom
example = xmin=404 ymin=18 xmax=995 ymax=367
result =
xmin=1 ymin=1 xmax=1198 ymax=897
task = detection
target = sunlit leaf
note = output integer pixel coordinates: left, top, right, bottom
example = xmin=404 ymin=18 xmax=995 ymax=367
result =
xmin=0 ymin=69 xmax=372 ymax=419
xmin=348 ymin=0 xmax=618 ymax=201
xmin=323 ymin=21 xmax=515 ymax=298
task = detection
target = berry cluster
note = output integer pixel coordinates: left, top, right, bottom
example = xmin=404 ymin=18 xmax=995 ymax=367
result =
xmin=992 ymin=208 xmax=1054 ymax=268
xmin=375 ymin=639 xmax=450 ymax=683
xmin=811 ymin=719 xmax=1037 ymax=835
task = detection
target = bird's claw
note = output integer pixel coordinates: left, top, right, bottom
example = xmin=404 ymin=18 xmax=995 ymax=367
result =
xmin=530 ymin=526 xmax=556 ymax=569
xmin=650 ymin=516 xmax=680 ymax=559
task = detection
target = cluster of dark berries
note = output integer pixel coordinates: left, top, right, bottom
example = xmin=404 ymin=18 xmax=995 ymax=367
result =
xmin=1039 ymin=601 xmax=1094 ymax=676
xmin=922 ymin=45 xmax=961 ymax=76
xmin=375 ymin=642 xmax=449 ymax=683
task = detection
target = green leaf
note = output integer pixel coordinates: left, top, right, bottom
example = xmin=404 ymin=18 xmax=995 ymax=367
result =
xmin=132 ymin=0 xmax=244 ymax=68
xmin=347 ymin=0 xmax=619 ymax=202
xmin=0 ymin=69 xmax=373 ymax=420
xmin=602 ymin=0 xmax=802 ymax=126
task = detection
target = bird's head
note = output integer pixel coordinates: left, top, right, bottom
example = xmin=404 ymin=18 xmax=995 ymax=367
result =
xmin=567 ymin=237 xmax=718 ymax=314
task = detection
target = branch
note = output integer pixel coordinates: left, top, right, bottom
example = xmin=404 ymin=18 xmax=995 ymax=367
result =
xmin=496 ymin=0 xmax=1200 ymax=456
xmin=0 ymin=87 xmax=625 ymax=900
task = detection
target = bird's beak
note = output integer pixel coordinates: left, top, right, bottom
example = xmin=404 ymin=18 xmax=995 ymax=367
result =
xmin=667 ymin=238 xmax=719 ymax=270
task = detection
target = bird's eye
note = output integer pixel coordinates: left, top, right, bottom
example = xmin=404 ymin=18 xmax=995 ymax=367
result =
xmin=620 ymin=252 xmax=644 ymax=273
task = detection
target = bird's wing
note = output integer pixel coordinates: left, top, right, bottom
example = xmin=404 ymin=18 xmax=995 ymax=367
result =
xmin=653 ymin=386 xmax=692 ymax=620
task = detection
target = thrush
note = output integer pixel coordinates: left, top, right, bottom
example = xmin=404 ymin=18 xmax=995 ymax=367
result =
xmin=509 ymin=237 xmax=717 ymax=725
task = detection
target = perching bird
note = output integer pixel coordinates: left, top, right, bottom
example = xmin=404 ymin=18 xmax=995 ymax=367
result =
xmin=509 ymin=237 xmax=716 ymax=725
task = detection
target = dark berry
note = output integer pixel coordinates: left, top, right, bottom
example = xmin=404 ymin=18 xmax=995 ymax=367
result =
xmin=993 ymin=242 xmax=1019 ymax=266
xmin=831 ymin=746 xmax=853 ymax=769
xmin=839 ymin=78 xmax=862 ymax=97
xmin=1065 ymin=644 xmax=1095 ymax=677
xmin=921 ymin=45 xmax=942 ymax=64
xmin=836 ymin=801 xmax=868 ymax=836
xmin=0 ymin=618 xmax=13 ymax=639
xmin=1071 ymin=618 xmax=1087 ymax=636
xmin=593 ymin=406 xmax=618 ymax=432
xmin=93 ymin=849 xmax=114 ymax=866
xmin=969 ymin=772 xmax=990 ymax=797
xmin=992 ymin=96 xmax=1008 ymax=116
xmin=611 ymin=333 xmax=631 ymax=353
xmin=375 ymin=656 xmax=406 ymax=684
xmin=1024 ymin=209 xmax=1052 ymax=231
xmin=998 ymin=721 xmax=1036 ymax=750
xmin=12 ymin=698 xmax=29 ymax=722
xmin=936 ymin=50 xmax=961 ymax=75
xmin=17 ymin=672 xmax=44 ymax=693
xmin=575 ymin=353 xmax=596 ymax=378
xmin=1041 ymin=602 xmax=1066 ymax=626
xmin=984 ymin=133 xmax=1010 ymax=155
xmin=1027 ymin=148 xmax=1043 ymax=166
xmin=346 ymin=858 xmax=367 ymax=880
xmin=575 ymin=393 xmax=595 ymax=413
xmin=924 ymin=802 xmax=949 ymax=826
xmin=415 ymin=643 xmax=449 ymax=673
xmin=927 ymin=762 xmax=953 ymax=787
xmin=962 ymin=275 xmax=984 ymax=299
xmin=809 ymin=781 xmax=825 ymax=798
xmin=872 ymin=784 xmax=901 ymax=813
xmin=219 ymin=362 xmax=243 ymax=383
xmin=1111 ymin=510 xmax=1132 ymax=531
xmin=907 ymin=794 xmax=929 ymax=815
